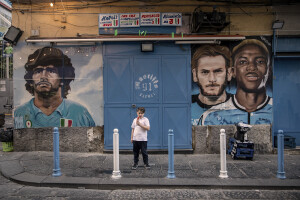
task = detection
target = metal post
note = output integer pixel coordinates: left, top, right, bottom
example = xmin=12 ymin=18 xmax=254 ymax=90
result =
xmin=6 ymin=55 xmax=9 ymax=79
xmin=52 ymin=127 xmax=62 ymax=177
xmin=167 ymin=129 xmax=175 ymax=179
xmin=219 ymin=129 xmax=228 ymax=178
xmin=277 ymin=130 xmax=286 ymax=179
xmin=112 ymin=128 xmax=121 ymax=179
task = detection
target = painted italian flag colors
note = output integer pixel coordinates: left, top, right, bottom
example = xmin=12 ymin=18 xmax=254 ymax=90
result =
xmin=60 ymin=118 xmax=73 ymax=127
xmin=113 ymin=20 xmax=118 ymax=26
xmin=26 ymin=120 xmax=32 ymax=128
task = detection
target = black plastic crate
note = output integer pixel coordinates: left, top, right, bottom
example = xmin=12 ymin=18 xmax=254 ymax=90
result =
xmin=236 ymin=142 xmax=254 ymax=149
xmin=228 ymin=137 xmax=254 ymax=160
xmin=0 ymin=128 xmax=13 ymax=142
xmin=274 ymin=135 xmax=296 ymax=149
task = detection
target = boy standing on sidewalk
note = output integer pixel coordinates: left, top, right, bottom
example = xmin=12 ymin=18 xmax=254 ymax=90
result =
xmin=131 ymin=107 xmax=150 ymax=170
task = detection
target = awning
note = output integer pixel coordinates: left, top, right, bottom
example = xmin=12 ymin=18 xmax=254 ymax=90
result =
xmin=25 ymin=34 xmax=245 ymax=45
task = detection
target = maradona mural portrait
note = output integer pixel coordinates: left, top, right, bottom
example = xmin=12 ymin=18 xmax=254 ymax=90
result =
xmin=14 ymin=44 xmax=103 ymax=128
xmin=191 ymin=38 xmax=273 ymax=125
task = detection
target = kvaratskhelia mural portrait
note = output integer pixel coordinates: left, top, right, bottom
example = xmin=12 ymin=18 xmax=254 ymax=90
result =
xmin=14 ymin=44 xmax=103 ymax=128
xmin=191 ymin=38 xmax=273 ymax=125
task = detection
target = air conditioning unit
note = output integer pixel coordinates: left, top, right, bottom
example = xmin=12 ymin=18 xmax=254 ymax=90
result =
xmin=3 ymin=26 xmax=23 ymax=45
xmin=191 ymin=7 xmax=230 ymax=34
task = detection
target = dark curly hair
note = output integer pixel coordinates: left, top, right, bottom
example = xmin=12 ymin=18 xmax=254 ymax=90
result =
xmin=24 ymin=47 xmax=75 ymax=98
xmin=232 ymin=39 xmax=270 ymax=67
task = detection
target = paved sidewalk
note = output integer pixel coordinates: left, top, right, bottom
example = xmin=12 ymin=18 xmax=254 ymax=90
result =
xmin=0 ymin=151 xmax=300 ymax=190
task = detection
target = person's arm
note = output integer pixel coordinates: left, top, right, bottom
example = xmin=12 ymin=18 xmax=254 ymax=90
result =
xmin=139 ymin=124 xmax=150 ymax=131
xmin=136 ymin=119 xmax=150 ymax=131
xmin=131 ymin=128 xmax=134 ymax=143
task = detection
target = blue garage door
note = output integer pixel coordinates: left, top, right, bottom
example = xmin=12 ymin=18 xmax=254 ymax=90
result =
xmin=104 ymin=42 xmax=191 ymax=149
xmin=273 ymin=57 xmax=300 ymax=146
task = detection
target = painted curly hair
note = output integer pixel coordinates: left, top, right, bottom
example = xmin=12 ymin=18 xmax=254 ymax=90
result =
xmin=24 ymin=47 xmax=75 ymax=98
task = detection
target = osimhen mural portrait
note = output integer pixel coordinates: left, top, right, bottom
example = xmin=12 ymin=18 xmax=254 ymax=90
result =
xmin=191 ymin=38 xmax=273 ymax=125
xmin=14 ymin=44 xmax=103 ymax=128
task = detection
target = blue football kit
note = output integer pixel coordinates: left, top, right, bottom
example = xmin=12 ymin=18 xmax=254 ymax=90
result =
xmin=201 ymin=95 xmax=273 ymax=125
xmin=191 ymin=93 xmax=231 ymax=125
xmin=14 ymin=98 xmax=95 ymax=128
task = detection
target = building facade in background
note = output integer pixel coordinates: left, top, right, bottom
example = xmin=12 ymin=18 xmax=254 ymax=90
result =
xmin=10 ymin=0 xmax=300 ymax=151
xmin=0 ymin=0 xmax=12 ymax=115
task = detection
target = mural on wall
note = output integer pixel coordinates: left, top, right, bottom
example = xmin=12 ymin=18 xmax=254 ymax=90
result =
xmin=14 ymin=43 xmax=103 ymax=128
xmin=0 ymin=27 xmax=8 ymax=39
xmin=191 ymin=37 xmax=272 ymax=125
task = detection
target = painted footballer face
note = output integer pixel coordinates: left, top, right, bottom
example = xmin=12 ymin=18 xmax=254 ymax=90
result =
xmin=32 ymin=65 xmax=61 ymax=97
xmin=233 ymin=45 xmax=269 ymax=93
xmin=192 ymin=55 xmax=231 ymax=97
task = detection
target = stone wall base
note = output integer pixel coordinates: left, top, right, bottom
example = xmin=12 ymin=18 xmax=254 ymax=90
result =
xmin=13 ymin=126 xmax=104 ymax=152
xmin=193 ymin=125 xmax=273 ymax=154
xmin=13 ymin=125 xmax=273 ymax=154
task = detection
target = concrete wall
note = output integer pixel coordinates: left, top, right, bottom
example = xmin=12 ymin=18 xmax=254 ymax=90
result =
xmin=13 ymin=126 xmax=104 ymax=152
xmin=193 ymin=125 xmax=273 ymax=154
xmin=11 ymin=1 xmax=280 ymax=40
xmin=273 ymin=5 xmax=300 ymax=36
xmin=9 ymin=1 xmax=297 ymax=153
xmin=13 ymin=125 xmax=273 ymax=154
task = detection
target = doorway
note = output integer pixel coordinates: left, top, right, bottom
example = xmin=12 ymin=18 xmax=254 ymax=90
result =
xmin=104 ymin=42 xmax=192 ymax=149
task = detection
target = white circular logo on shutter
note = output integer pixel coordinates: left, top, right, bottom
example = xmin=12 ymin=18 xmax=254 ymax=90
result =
xmin=135 ymin=74 xmax=158 ymax=99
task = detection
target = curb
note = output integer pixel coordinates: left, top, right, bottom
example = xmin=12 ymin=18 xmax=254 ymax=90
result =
xmin=8 ymin=173 xmax=300 ymax=190
xmin=1 ymin=160 xmax=300 ymax=190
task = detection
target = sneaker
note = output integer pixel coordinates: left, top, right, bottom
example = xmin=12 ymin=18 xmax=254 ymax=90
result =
xmin=132 ymin=163 xmax=138 ymax=170
xmin=144 ymin=164 xmax=150 ymax=169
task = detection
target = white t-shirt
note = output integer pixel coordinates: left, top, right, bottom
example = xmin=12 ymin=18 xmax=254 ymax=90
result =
xmin=131 ymin=117 xmax=150 ymax=141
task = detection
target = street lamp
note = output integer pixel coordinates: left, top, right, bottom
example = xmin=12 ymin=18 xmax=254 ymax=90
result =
xmin=272 ymin=20 xmax=284 ymax=30
xmin=272 ymin=20 xmax=284 ymax=57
